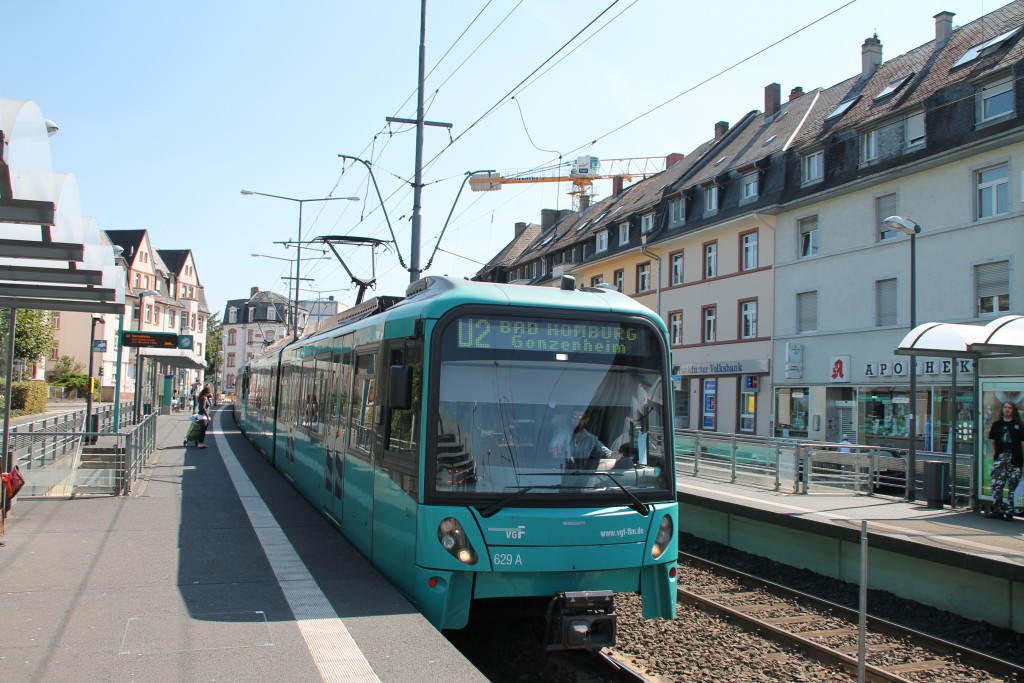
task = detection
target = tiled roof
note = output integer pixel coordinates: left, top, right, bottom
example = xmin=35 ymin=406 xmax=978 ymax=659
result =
xmin=795 ymin=1 xmax=1024 ymax=147
xmin=476 ymin=223 xmax=542 ymax=275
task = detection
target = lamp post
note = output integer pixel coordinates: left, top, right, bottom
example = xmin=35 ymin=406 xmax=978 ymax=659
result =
xmin=883 ymin=215 xmax=922 ymax=502
xmin=132 ymin=289 xmax=160 ymax=424
xmin=241 ymin=191 xmax=359 ymax=339
xmin=85 ymin=314 xmax=104 ymax=439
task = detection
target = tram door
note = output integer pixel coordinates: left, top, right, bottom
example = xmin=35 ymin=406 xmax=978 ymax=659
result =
xmin=342 ymin=350 xmax=377 ymax=557
xmin=323 ymin=346 xmax=349 ymax=523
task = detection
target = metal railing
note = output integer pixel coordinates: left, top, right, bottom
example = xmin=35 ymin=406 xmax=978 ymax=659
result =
xmin=6 ymin=403 xmax=156 ymax=498
xmin=674 ymin=429 xmax=973 ymax=507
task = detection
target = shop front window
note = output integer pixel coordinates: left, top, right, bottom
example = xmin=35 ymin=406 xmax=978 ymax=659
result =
xmin=774 ymin=387 xmax=808 ymax=438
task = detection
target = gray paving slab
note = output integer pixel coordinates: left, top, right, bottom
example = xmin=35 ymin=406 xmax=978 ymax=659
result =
xmin=1 ymin=407 xmax=486 ymax=683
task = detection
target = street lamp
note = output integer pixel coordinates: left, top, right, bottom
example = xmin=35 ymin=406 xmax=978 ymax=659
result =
xmin=241 ymin=190 xmax=359 ymax=339
xmin=85 ymin=313 xmax=104 ymax=440
xmin=883 ymin=215 xmax=922 ymax=502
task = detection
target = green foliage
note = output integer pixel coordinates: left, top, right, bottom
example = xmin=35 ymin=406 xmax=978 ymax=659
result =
xmin=51 ymin=355 xmax=85 ymax=383
xmin=11 ymin=381 xmax=48 ymax=414
xmin=3 ymin=309 xmax=56 ymax=362
xmin=205 ymin=314 xmax=222 ymax=375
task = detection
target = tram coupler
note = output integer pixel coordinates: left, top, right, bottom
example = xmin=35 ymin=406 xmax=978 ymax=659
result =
xmin=544 ymin=590 xmax=616 ymax=651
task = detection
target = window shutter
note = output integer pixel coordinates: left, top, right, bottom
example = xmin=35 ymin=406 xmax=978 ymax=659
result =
xmin=798 ymin=291 xmax=817 ymax=332
xmin=876 ymin=194 xmax=898 ymax=232
xmin=876 ymin=278 xmax=897 ymax=326
xmin=976 ymin=261 xmax=1009 ymax=298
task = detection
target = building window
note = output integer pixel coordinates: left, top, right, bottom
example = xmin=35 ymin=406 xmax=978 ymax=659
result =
xmin=168 ymin=310 xmax=176 ymax=328
xmin=955 ymin=27 xmax=1022 ymax=67
xmin=641 ymin=213 xmax=654 ymax=234
xmin=977 ymin=164 xmax=1009 ymax=219
xmin=247 ymin=329 xmax=254 ymax=344
xmin=51 ymin=312 xmax=60 ymax=330
xmin=227 ymin=352 xmax=236 ymax=368
xmin=739 ymin=380 xmax=757 ymax=433
xmin=906 ymin=112 xmax=925 ymax=147
xmin=637 ymin=263 xmax=651 ymax=292
xmin=976 ymin=260 xmax=1010 ymax=315
xmin=876 ymin=278 xmax=897 ymax=326
xmin=797 ymin=291 xmax=818 ymax=333
xmin=133 ymin=272 xmax=140 ymax=288
xmin=153 ymin=307 xmax=161 ymax=325
xmin=144 ymin=304 xmax=152 ymax=323
xmin=595 ymin=230 xmax=608 ymax=252
xmin=228 ymin=329 xmax=237 ymax=345
xmin=802 ymin=150 xmax=823 ymax=183
xmin=702 ymin=306 xmax=717 ymax=343
xmin=614 ymin=269 xmax=624 ymax=292
xmin=741 ymin=172 xmax=758 ymax=201
xmin=704 ymin=242 xmax=717 ymax=279
xmin=49 ymin=342 xmax=59 ymax=361
xmin=618 ymin=222 xmax=629 ymax=245
xmin=876 ymin=193 xmax=899 ymax=240
xmin=740 ymin=300 xmax=757 ymax=339
xmin=590 ymin=275 xmax=604 ymax=287
xmin=266 ymin=329 xmax=276 ymax=342
xmin=669 ymin=311 xmax=683 ymax=346
xmin=670 ymin=251 xmax=684 ymax=286
xmin=861 ymin=129 xmax=879 ymax=164
xmin=740 ymin=231 xmax=758 ymax=270
xmin=799 ymin=216 xmax=819 ymax=257
xmin=978 ymin=78 xmax=1013 ymax=124
xmin=668 ymin=197 xmax=685 ymax=224
xmin=704 ymin=185 xmax=718 ymax=213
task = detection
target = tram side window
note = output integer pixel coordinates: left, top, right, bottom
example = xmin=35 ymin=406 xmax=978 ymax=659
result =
xmin=388 ymin=345 xmax=421 ymax=454
xmin=347 ymin=353 xmax=377 ymax=459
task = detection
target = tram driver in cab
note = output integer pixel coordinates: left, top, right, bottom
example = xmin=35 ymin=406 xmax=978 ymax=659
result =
xmin=549 ymin=407 xmax=614 ymax=468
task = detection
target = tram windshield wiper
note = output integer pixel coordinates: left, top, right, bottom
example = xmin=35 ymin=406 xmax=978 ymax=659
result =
xmin=476 ymin=484 xmax=566 ymax=518
xmin=588 ymin=471 xmax=650 ymax=516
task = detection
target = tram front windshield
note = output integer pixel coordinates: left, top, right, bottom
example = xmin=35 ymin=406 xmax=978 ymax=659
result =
xmin=433 ymin=314 xmax=672 ymax=498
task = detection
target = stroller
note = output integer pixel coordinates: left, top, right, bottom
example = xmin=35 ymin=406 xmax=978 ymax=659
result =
xmin=184 ymin=414 xmax=207 ymax=447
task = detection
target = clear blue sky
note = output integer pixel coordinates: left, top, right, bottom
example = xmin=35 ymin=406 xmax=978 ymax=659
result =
xmin=2 ymin=0 xmax=1008 ymax=315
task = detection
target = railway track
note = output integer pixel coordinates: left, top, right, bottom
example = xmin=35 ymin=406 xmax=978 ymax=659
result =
xmin=678 ymin=551 xmax=1024 ymax=682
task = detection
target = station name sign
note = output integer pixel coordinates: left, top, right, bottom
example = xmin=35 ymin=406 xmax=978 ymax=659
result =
xmin=452 ymin=316 xmax=647 ymax=356
xmin=122 ymin=331 xmax=194 ymax=350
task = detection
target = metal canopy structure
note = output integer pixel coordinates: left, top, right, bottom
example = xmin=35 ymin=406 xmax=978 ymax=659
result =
xmin=137 ymin=347 xmax=207 ymax=371
xmin=895 ymin=315 xmax=1024 ymax=359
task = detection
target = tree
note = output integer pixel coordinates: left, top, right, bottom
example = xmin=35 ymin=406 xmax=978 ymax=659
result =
xmin=51 ymin=355 xmax=85 ymax=383
xmin=205 ymin=313 xmax=222 ymax=379
xmin=2 ymin=309 xmax=55 ymax=362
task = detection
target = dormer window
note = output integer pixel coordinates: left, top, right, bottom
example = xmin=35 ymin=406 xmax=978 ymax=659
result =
xmin=704 ymin=185 xmax=719 ymax=214
xmin=978 ymin=77 xmax=1013 ymax=124
xmin=228 ymin=307 xmax=238 ymax=324
xmin=596 ymin=230 xmax=608 ymax=252
xmin=618 ymin=221 xmax=629 ymax=245
xmin=640 ymin=213 xmax=654 ymax=234
xmin=802 ymin=150 xmax=824 ymax=184
xmin=954 ymin=26 xmax=1023 ymax=68
xmin=741 ymin=172 xmax=758 ymax=201
xmin=668 ymin=197 xmax=685 ymax=225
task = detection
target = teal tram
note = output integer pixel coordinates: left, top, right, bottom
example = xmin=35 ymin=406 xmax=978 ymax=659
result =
xmin=233 ymin=275 xmax=678 ymax=650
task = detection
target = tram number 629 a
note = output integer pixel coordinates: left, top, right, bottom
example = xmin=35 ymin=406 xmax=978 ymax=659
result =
xmin=493 ymin=553 xmax=523 ymax=567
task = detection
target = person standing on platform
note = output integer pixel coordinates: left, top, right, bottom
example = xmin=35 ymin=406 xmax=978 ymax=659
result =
xmin=985 ymin=402 xmax=1024 ymax=520
xmin=190 ymin=379 xmax=202 ymax=412
xmin=196 ymin=385 xmax=213 ymax=449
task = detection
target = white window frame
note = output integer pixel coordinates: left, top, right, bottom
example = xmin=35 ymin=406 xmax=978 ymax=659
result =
xmin=669 ymin=312 xmax=683 ymax=346
xmin=641 ymin=213 xmax=654 ymax=234
xmin=637 ymin=263 xmax=651 ymax=292
xmin=618 ymin=221 xmax=629 ymax=245
xmin=702 ymin=306 xmax=717 ymax=343
xmin=614 ymin=269 xmax=624 ymax=292
xmin=905 ymin=112 xmax=925 ymax=148
xmin=976 ymin=260 xmax=1010 ymax=316
xmin=704 ymin=185 xmax=719 ymax=213
xmin=741 ymin=232 xmax=758 ymax=271
xmin=704 ymin=242 xmax=717 ymax=279
xmin=802 ymin=150 xmax=823 ymax=184
xmin=741 ymin=172 xmax=758 ymax=201
xmin=976 ymin=163 xmax=1009 ymax=219
xmin=861 ymin=129 xmax=879 ymax=164
xmin=799 ymin=216 xmax=819 ymax=258
xmin=978 ymin=77 xmax=1014 ymax=124
xmin=668 ymin=197 xmax=685 ymax=224
xmin=740 ymin=300 xmax=757 ymax=339
xmin=671 ymin=252 xmax=684 ymax=286
xmin=595 ymin=230 xmax=608 ymax=252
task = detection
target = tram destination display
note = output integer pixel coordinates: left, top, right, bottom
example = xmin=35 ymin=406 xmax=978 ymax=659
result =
xmin=452 ymin=315 xmax=650 ymax=356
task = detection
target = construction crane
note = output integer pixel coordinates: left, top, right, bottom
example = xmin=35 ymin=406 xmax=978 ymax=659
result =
xmin=468 ymin=155 xmax=665 ymax=211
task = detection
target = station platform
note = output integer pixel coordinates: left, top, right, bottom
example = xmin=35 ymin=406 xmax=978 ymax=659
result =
xmin=677 ymin=476 xmax=1024 ymax=630
xmin=0 ymin=407 xmax=486 ymax=683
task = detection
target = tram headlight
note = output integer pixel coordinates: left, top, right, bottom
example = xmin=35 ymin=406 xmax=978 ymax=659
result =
xmin=437 ymin=517 xmax=478 ymax=565
xmin=651 ymin=514 xmax=674 ymax=560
